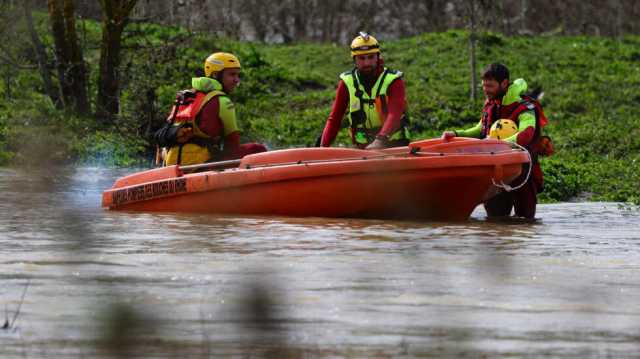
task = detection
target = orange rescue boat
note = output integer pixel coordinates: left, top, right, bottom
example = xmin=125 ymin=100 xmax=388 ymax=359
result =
xmin=102 ymin=138 xmax=530 ymax=221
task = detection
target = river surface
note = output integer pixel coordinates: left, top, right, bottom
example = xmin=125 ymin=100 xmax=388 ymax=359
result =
xmin=1 ymin=167 xmax=639 ymax=358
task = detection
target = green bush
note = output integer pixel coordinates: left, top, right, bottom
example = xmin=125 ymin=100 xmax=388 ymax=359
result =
xmin=538 ymin=158 xmax=582 ymax=202
xmin=73 ymin=131 xmax=148 ymax=167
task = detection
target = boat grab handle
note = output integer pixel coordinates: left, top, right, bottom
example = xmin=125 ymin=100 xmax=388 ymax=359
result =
xmin=491 ymin=142 xmax=532 ymax=192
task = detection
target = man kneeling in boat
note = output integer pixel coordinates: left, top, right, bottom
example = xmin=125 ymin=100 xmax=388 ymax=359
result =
xmin=319 ymin=32 xmax=411 ymax=150
xmin=442 ymin=63 xmax=553 ymax=219
xmin=155 ymin=52 xmax=267 ymax=166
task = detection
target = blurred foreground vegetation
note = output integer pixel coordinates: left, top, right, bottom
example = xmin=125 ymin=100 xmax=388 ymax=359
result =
xmin=0 ymin=14 xmax=639 ymax=204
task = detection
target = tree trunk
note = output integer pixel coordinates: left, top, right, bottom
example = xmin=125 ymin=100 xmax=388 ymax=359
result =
xmin=615 ymin=0 xmax=622 ymax=38
xmin=24 ymin=0 xmax=61 ymax=108
xmin=96 ymin=18 xmax=125 ymax=123
xmin=48 ymin=0 xmax=72 ymax=109
xmin=96 ymin=0 xmax=138 ymax=124
xmin=47 ymin=0 xmax=90 ymax=115
xmin=63 ymin=0 xmax=90 ymax=115
xmin=468 ymin=0 xmax=478 ymax=101
xmin=293 ymin=0 xmax=306 ymax=41
xmin=520 ymin=0 xmax=528 ymax=33
xmin=500 ymin=0 xmax=510 ymax=35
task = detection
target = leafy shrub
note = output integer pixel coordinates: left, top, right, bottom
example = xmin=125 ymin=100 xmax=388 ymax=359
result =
xmin=539 ymin=158 xmax=582 ymax=202
xmin=73 ymin=131 xmax=148 ymax=167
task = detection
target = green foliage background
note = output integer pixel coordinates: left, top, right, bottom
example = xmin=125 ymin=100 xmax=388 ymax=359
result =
xmin=1 ymin=16 xmax=639 ymax=203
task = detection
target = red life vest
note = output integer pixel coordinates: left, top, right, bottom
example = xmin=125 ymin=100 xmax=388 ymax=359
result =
xmin=164 ymin=90 xmax=225 ymax=166
xmin=481 ymin=95 xmax=548 ymax=140
xmin=166 ymin=90 xmax=223 ymax=124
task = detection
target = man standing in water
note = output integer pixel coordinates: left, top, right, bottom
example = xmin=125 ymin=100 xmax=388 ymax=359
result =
xmin=320 ymin=32 xmax=411 ymax=150
xmin=442 ymin=63 xmax=550 ymax=219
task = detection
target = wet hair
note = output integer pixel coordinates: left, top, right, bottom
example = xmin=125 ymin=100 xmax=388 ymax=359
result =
xmin=482 ymin=63 xmax=510 ymax=83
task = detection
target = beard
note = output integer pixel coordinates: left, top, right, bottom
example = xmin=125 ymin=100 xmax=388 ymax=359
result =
xmin=358 ymin=63 xmax=379 ymax=83
xmin=358 ymin=65 xmax=375 ymax=76
xmin=487 ymin=86 xmax=507 ymax=100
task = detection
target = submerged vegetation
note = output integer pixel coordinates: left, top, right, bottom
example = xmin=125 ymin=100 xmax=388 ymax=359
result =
xmin=0 ymin=14 xmax=639 ymax=203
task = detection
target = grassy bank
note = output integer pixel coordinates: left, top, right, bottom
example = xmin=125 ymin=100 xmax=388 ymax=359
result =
xmin=1 ymin=17 xmax=639 ymax=203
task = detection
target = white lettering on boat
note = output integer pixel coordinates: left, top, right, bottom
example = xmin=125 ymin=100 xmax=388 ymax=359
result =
xmin=112 ymin=178 xmax=187 ymax=206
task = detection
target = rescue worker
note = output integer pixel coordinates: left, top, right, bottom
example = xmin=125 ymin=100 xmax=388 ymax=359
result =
xmin=442 ymin=63 xmax=552 ymax=219
xmin=155 ymin=52 xmax=267 ymax=166
xmin=320 ymin=32 xmax=410 ymax=150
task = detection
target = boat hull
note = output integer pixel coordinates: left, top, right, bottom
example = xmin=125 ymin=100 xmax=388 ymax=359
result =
xmin=102 ymin=138 xmax=529 ymax=221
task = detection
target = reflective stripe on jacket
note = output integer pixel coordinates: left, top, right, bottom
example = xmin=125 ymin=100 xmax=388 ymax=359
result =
xmin=340 ymin=68 xmax=410 ymax=144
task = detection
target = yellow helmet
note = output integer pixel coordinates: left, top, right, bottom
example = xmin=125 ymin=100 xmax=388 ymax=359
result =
xmin=204 ymin=52 xmax=241 ymax=78
xmin=350 ymin=32 xmax=380 ymax=57
xmin=489 ymin=119 xmax=519 ymax=140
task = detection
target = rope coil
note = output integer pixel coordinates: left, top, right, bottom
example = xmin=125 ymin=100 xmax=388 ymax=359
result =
xmin=491 ymin=142 xmax=532 ymax=192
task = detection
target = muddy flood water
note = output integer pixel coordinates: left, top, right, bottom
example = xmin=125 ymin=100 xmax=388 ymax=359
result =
xmin=1 ymin=167 xmax=639 ymax=358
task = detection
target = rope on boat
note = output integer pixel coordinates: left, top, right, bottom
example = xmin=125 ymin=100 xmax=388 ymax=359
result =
xmin=242 ymin=153 xmax=393 ymax=169
xmin=491 ymin=141 xmax=532 ymax=192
